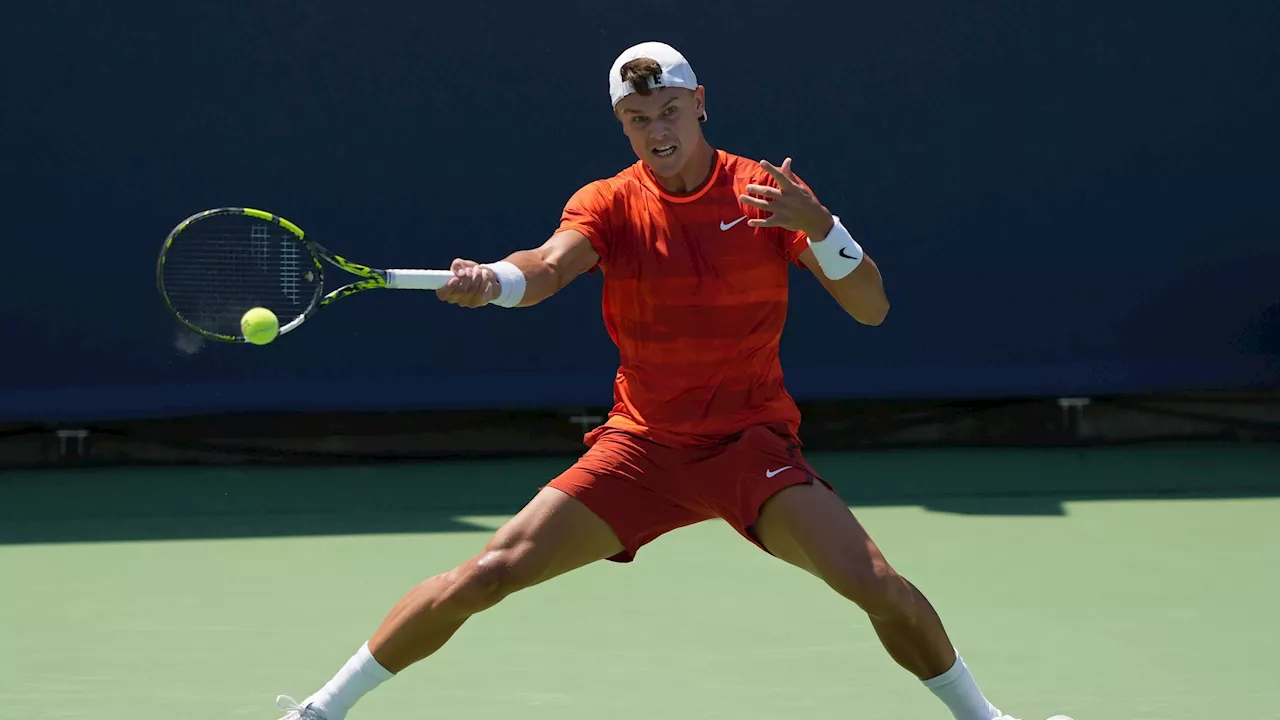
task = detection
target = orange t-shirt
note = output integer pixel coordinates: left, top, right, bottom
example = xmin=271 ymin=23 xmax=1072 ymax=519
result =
xmin=557 ymin=149 xmax=811 ymax=449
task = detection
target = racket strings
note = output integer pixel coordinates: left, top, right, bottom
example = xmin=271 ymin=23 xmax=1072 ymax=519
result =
xmin=160 ymin=214 xmax=321 ymax=338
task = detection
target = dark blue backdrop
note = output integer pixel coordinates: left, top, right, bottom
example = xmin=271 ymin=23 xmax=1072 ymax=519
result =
xmin=3 ymin=1 xmax=1278 ymax=422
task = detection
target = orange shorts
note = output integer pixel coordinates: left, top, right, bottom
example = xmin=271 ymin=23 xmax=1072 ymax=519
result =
xmin=547 ymin=424 xmax=832 ymax=562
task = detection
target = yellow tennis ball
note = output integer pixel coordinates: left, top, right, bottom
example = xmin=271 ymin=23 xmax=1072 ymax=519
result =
xmin=241 ymin=307 xmax=279 ymax=345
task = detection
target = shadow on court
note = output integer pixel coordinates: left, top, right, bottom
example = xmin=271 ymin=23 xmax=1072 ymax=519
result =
xmin=1 ymin=445 xmax=1278 ymax=544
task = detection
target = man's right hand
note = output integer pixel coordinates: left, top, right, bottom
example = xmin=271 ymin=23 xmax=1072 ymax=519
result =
xmin=436 ymin=258 xmax=501 ymax=308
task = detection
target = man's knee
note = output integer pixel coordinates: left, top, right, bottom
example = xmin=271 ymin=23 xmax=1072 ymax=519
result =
xmin=822 ymin=557 xmax=916 ymax=621
xmin=438 ymin=544 xmax=542 ymax=615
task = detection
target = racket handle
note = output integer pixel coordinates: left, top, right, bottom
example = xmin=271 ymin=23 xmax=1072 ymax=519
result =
xmin=385 ymin=269 xmax=453 ymax=290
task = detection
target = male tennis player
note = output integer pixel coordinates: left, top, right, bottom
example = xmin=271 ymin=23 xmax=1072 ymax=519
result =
xmin=275 ymin=42 xmax=1071 ymax=720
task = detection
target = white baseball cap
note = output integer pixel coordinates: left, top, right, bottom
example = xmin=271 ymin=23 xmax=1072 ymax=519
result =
xmin=609 ymin=41 xmax=707 ymax=121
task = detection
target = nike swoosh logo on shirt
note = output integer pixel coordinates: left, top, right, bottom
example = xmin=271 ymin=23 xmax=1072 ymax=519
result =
xmin=765 ymin=466 xmax=793 ymax=478
xmin=720 ymin=216 xmax=748 ymax=231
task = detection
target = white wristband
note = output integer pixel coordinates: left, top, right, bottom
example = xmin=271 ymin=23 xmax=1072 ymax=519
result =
xmin=806 ymin=215 xmax=863 ymax=280
xmin=481 ymin=261 xmax=526 ymax=308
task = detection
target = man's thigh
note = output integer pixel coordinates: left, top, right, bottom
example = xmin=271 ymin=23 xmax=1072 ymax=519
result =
xmin=750 ymin=480 xmax=889 ymax=581
xmin=483 ymin=485 xmax=629 ymax=585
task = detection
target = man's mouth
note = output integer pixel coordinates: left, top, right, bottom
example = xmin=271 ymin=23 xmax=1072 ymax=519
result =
xmin=652 ymin=145 xmax=677 ymax=158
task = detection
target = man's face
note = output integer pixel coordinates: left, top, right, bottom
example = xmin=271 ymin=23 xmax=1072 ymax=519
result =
xmin=614 ymin=86 xmax=706 ymax=178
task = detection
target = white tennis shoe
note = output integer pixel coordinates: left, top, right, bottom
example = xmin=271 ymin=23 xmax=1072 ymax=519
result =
xmin=275 ymin=695 xmax=330 ymax=720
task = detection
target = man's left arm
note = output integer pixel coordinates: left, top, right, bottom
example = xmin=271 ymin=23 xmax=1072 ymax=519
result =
xmin=796 ymin=244 xmax=888 ymax=326
xmin=740 ymin=158 xmax=889 ymax=326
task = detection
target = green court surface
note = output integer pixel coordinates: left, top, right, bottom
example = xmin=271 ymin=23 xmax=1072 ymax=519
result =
xmin=1 ymin=445 xmax=1278 ymax=720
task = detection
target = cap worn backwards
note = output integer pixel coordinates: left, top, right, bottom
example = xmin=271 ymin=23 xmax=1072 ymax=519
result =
xmin=609 ymin=41 xmax=707 ymax=122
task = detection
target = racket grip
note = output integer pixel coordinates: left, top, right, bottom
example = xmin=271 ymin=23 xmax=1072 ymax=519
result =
xmin=385 ymin=269 xmax=453 ymax=290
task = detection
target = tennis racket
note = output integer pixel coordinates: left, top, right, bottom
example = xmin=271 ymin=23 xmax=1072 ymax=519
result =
xmin=157 ymin=207 xmax=452 ymax=342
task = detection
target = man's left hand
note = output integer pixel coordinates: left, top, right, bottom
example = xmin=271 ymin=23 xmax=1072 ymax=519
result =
xmin=740 ymin=158 xmax=834 ymax=240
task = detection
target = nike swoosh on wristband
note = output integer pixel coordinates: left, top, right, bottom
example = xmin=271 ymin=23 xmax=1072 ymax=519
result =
xmin=839 ymin=247 xmax=858 ymax=259
xmin=720 ymin=216 xmax=747 ymax=231
xmin=765 ymin=466 xmax=793 ymax=478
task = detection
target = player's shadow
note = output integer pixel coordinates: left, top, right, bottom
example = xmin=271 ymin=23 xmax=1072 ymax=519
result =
xmin=0 ymin=459 xmax=550 ymax=545
xmin=821 ymin=443 xmax=1280 ymax=517
xmin=2 ymin=445 xmax=1279 ymax=544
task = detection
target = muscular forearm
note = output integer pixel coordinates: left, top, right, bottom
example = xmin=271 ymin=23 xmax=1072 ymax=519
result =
xmin=501 ymin=249 xmax=567 ymax=307
xmin=827 ymin=256 xmax=889 ymax=325
xmin=486 ymin=230 xmax=599 ymax=309
xmin=800 ymin=216 xmax=890 ymax=326
xmin=438 ymin=231 xmax=593 ymax=310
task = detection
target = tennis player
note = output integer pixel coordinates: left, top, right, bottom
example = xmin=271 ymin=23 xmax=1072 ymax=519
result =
xmin=275 ymin=42 xmax=1071 ymax=720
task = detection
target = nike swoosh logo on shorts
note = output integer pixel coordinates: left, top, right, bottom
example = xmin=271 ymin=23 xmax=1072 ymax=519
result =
xmin=765 ymin=466 xmax=793 ymax=478
xmin=720 ymin=216 xmax=747 ymax=231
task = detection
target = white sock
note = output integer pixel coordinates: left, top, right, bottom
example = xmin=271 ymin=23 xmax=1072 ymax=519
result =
xmin=304 ymin=642 xmax=394 ymax=720
xmin=922 ymin=649 xmax=1002 ymax=720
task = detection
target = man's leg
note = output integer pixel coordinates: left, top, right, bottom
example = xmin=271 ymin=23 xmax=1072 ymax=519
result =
xmin=751 ymin=481 xmax=1007 ymax=720
xmin=282 ymin=486 xmax=623 ymax=720
xmin=370 ymin=486 xmax=622 ymax=670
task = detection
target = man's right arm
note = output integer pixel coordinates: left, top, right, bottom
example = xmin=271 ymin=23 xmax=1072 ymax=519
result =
xmin=434 ymin=229 xmax=601 ymax=309
xmin=502 ymin=229 xmax=601 ymax=306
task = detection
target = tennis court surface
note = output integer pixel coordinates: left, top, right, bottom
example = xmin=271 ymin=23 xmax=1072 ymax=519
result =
xmin=2 ymin=444 xmax=1278 ymax=720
